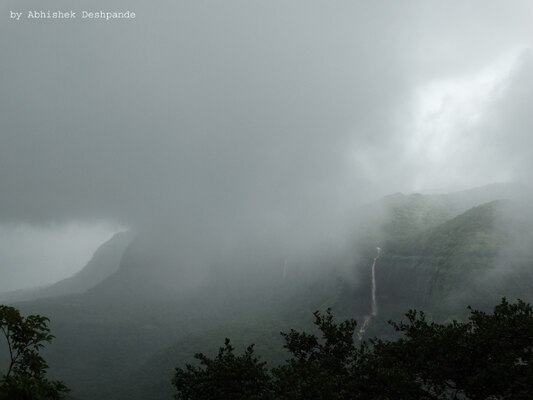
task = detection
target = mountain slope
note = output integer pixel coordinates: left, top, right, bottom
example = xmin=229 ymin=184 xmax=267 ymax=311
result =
xmin=345 ymin=198 xmax=533 ymax=326
xmin=355 ymin=182 xmax=528 ymax=248
xmin=12 ymin=184 xmax=533 ymax=400
xmin=0 ymin=232 xmax=131 ymax=303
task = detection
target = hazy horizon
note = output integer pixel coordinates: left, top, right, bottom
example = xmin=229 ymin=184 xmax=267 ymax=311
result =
xmin=1 ymin=0 xmax=533 ymax=291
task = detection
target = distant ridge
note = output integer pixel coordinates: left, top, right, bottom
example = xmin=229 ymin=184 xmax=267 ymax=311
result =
xmin=356 ymin=182 xmax=529 ymax=243
xmin=0 ymin=231 xmax=132 ymax=303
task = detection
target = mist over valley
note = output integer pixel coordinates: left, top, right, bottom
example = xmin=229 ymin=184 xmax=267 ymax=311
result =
xmin=1 ymin=1 xmax=533 ymax=399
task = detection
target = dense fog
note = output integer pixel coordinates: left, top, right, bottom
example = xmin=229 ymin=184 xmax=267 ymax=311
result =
xmin=1 ymin=0 xmax=532 ymax=291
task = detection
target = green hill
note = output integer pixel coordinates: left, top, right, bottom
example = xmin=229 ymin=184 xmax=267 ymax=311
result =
xmin=7 ymin=184 xmax=533 ymax=400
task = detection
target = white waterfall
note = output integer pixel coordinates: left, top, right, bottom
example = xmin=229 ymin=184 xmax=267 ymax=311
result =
xmin=358 ymin=247 xmax=381 ymax=340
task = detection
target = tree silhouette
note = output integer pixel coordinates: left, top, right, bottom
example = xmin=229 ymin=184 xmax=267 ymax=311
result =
xmin=173 ymin=299 xmax=533 ymax=400
xmin=173 ymin=338 xmax=271 ymax=400
xmin=370 ymin=298 xmax=533 ymax=399
xmin=0 ymin=305 xmax=68 ymax=400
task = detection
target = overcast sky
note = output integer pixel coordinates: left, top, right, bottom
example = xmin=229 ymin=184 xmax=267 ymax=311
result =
xmin=1 ymin=0 xmax=532 ymax=291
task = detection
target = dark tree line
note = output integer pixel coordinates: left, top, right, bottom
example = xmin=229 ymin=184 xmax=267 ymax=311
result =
xmin=173 ymin=299 xmax=533 ymax=400
xmin=2 ymin=299 xmax=532 ymax=399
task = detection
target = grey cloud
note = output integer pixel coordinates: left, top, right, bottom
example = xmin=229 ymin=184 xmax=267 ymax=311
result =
xmin=0 ymin=0 xmax=532 ymax=251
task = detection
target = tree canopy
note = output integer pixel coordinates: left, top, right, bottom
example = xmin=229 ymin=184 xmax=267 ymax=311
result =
xmin=173 ymin=299 xmax=533 ymax=400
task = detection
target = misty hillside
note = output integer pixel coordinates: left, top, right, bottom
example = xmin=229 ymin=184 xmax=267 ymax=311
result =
xmin=0 ymin=232 xmax=131 ymax=303
xmin=3 ymin=3 xmax=533 ymax=399
xmin=368 ymin=201 xmax=512 ymax=318
xmin=88 ymin=183 xmax=529 ymax=306
xmin=4 ymin=184 xmax=531 ymax=400
xmin=355 ymin=182 xmax=528 ymax=246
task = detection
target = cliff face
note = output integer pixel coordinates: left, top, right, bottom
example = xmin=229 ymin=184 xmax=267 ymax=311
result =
xmin=82 ymin=184 xmax=533 ymax=313
xmin=349 ymin=197 xmax=533 ymax=322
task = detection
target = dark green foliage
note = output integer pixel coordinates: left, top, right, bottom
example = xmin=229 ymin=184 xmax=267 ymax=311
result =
xmin=173 ymin=299 xmax=533 ymax=400
xmin=0 ymin=305 xmax=68 ymax=400
xmin=271 ymin=309 xmax=358 ymax=400
xmin=173 ymin=338 xmax=271 ymax=400
xmin=372 ymin=298 xmax=533 ymax=399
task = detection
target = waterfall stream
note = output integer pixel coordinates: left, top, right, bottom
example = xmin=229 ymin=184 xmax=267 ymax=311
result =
xmin=358 ymin=247 xmax=381 ymax=340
